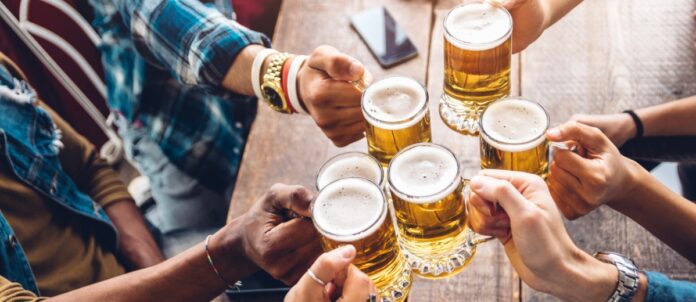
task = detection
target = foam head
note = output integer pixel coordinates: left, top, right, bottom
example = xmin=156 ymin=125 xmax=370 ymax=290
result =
xmin=361 ymin=77 xmax=428 ymax=130
xmin=444 ymin=2 xmax=512 ymax=50
xmin=312 ymin=178 xmax=387 ymax=242
xmin=480 ymin=98 xmax=550 ymax=152
xmin=388 ymin=143 xmax=460 ymax=204
xmin=316 ymin=152 xmax=384 ymax=190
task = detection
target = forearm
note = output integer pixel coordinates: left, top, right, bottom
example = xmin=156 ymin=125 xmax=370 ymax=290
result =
xmin=48 ymin=221 xmax=253 ymax=302
xmin=221 ymin=44 xmax=270 ymax=96
xmin=610 ymin=159 xmax=696 ymax=263
xmin=541 ymin=0 xmax=584 ymax=30
xmin=635 ymin=95 xmax=696 ymax=136
xmin=104 ymin=200 xmax=164 ymax=270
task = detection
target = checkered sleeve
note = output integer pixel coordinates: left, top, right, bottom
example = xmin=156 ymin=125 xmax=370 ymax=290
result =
xmin=112 ymin=0 xmax=271 ymax=86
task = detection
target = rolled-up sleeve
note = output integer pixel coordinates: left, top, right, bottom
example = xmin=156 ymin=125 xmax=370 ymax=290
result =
xmin=106 ymin=0 xmax=271 ymax=86
xmin=0 ymin=276 xmax=45 ymax=302
xmin=645 ymin=271 xmax=696 ymax=301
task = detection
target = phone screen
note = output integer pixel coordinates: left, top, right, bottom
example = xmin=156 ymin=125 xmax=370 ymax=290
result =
xmin=351 ymin=6 xmax=418 ymax=67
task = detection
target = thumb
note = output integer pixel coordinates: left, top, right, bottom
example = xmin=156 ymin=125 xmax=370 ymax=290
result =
xmin=470 ymin=175 xmax=534 ymax=218
xmin=308 ymin=45 xmax=364 ymax=81
xmin=546 ymin=121 xmax=611 ymax=151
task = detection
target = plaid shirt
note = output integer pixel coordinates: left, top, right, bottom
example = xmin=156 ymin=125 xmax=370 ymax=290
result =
xmin=89 ymin=0 xmax=270 ymax=194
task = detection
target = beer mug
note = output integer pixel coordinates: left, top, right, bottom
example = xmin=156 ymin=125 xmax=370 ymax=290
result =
xmin=362 ymin=76 xmax=432 ymax=167
xmin=387 ymin=143 xmax=491 ymax=279
xmin=315 ymin=152 xmax=385 ymax=191
xmin=312 ymin=178 xmax=412 ymax=302
xmin=479 ymin=97 xmax=550 ymax=178
xmin=440 ymin=0 xmax=513 ymax=134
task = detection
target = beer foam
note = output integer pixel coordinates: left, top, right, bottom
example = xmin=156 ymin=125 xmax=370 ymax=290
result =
xmin=362 ymin=77 xmax=428 ymax=130
xmin=444 ymin=2 xmax=512 ymax=51
xmin=388 ymin=144 xmax=460 ymax=204
xmin=480 ymin=99 xmax=549 ymax=152
xmin=316 ymin=153 xmax=383 ymax=190
xmin=313 ymin=178 xmax=387 ymax=242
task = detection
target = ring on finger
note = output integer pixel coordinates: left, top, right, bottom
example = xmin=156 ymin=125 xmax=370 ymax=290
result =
xmin=306 ymin=269 xmax=327 ymax=287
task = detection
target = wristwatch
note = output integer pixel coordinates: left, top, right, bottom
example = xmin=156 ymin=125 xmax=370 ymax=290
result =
xmin=594 ymin=251 xmax=640 ymax=302
xmin=261 ymin=53 xmax=291 ymax=113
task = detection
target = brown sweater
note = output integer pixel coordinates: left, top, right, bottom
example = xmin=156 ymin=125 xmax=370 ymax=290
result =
xmin=0 ymin=54 xmax=127 ymax=296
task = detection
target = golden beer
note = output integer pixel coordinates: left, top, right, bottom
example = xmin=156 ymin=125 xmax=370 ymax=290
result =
xmin=315 ymin=152 xmax=384 ymax=190
xmin=312 ymin=178 xmax=411 ymax=302
xmin=388 ymin=143 xmax=476 ymax=279
xmin=440 ymin=1 xmax=513 ymax=134
xmin=362 ymin=76 xmax=432 ymax=166
xmin=479 ymin=98 xmax=550 ymax=178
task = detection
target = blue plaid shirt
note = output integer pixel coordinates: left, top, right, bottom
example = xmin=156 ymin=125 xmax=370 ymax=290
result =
xmin=89 ymin=0 xmax=270 ymax=194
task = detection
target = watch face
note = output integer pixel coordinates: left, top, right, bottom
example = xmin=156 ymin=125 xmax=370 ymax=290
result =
xmin=263 ymin=86 xmax=284 ymax=110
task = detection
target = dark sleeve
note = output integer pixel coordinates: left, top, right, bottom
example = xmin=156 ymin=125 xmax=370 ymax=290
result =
xmin=645 ymin=271 xmax=696 ymax=302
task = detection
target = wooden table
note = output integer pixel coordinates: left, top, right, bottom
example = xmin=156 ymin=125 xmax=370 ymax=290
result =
xmin=227 ymin=0 xmax=696 ymax=301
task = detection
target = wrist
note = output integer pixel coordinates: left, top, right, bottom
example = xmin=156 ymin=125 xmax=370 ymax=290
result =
xmin=209 ymin=218 xmax=259 ymax=282
xmin=607 ymin=158 xmax=647 ymax=213
xmin=552 ymin=251 xmax=618 ymax=302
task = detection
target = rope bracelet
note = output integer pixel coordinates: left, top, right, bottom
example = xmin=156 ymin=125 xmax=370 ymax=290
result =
xmin=204 ymin=235 xmax=242 ymax=290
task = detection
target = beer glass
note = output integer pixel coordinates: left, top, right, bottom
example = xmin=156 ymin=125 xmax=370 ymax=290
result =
xmin=388 ymin=143 xmax=487 ymax=279
xmin=315 ymin=152 xmax=385 ymax=191
xmin=362 ymin=76 xmax=432 ymax=167
xmin=479 ymin=97 xmax=550 ymax=178
xmin=440 ymin=1 xmax=513 ymax=134
xmin=312 ymin=178 xmax=412 ymax=302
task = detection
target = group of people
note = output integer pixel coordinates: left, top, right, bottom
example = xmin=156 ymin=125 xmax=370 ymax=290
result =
xmin=0 ymin=0 xmax=694 ymax=301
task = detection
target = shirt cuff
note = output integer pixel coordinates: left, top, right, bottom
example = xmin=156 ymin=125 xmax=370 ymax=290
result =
xmin=644 ymin=271 xmax=696 ymax=302
xmin=194 ymin=21 xmax=272 ymax=87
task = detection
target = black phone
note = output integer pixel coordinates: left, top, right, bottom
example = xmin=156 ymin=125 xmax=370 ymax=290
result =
xmin=350 ymin=6 xmax=418 ymax=68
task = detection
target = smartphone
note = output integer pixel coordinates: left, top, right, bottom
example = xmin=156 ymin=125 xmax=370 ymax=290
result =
xmin=350 ymin=6 xmax=418 ymax=68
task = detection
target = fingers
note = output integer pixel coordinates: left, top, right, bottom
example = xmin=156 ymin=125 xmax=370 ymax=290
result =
xmin=552 ymin=149 xmax=594 ymax=181
xmin=308 ymin=45 xmax=365 ymax=82
xmin=277 ymin=240 xmax=323 ymax=284
xmin=478 ymin=169 xmax=547 ymax=190
xmin=267 ymin=184 xmax=314 ymax=217
xmin=546 ymin=121 xmax=612 ymax=151
xmin=470 ymin=174 xmax=534 ymax=217
xmin=324 ymin=120 xmax=366 ymax=147
xmin=267 ymin=217 xmax=319 ymax=252
xmin=468 ymin=192 xmax=510 ymax=237
xmin=308 ymin=245 xmax=356 ymax=289
xmin=337 ymin=265 xmax=376 ymax=302
xmin=305 ymin=77 xmax=363 ymax=108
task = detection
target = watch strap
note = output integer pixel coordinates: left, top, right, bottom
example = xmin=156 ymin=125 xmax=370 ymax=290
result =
xmin=594 ymin=252 xmax=640 ymax=302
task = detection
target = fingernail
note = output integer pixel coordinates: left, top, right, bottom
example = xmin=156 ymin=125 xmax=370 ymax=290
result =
xmin=547 ymin=128 xmax=561 ymax=138
xmin=340 ymin=245 xmax=356 ymax=259
xmin=349 ymin=61 xmax=363 ymax=77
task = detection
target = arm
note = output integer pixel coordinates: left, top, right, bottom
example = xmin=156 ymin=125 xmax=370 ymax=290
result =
xmin=47 ymin=184 xmax=322 ymax=301
xmin=610 ymin=160 xmax=696 ymax=263
xmin=635 ymin=95 xmax=696 ymax=137
xmin=571 ymin=95 xmax=696 ymax=147
xmin=504 ymin=0 xmax=583 ymax=53
xmin=41 ymin=103 xmax=164 ymax=269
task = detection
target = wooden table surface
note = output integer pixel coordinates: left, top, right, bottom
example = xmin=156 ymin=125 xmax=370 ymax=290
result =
xmin=227 ymin=0 xmax=696 ymax=301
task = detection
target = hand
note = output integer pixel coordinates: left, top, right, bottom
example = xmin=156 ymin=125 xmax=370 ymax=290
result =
xmin=286 ymin=245 xmax=377 ymax=302
xmin=468 ymin=170 xmax=618 ymax=302
xmin=570 ymin=113 xmax=636 ymax=147
xmin=216 ymin=184 xmax=322 ymax=285
xmin=298 ymin=45 xmax=367 ymax=147
xmin=502 ymin=0 xmax=547 ymax=53
xmin=546 ymin=121 xmax=639 ymax=219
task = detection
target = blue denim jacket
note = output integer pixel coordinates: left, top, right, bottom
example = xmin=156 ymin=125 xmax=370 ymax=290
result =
xmin=0 ymin=64 xmax=116 ymax=295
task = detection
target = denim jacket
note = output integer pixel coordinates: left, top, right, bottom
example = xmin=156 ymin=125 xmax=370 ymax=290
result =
xmin=0 ymin=64 xmax=117 ymax=295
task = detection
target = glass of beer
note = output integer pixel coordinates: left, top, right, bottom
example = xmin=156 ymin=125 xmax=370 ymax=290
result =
xmin=362 ymin=76 xmax=432 ymax=167
xmin=315 ymin=152 xmax=385 ymax=191
xmin=479 ymin=97 xmax=550 ymax=178
xmin=312 ymin=178 xmax=412 ymax=302
xmin=388 ymin=143 xmax=480 ymax=279
xmin=440 ymin=0 xmax=513 ymax=134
